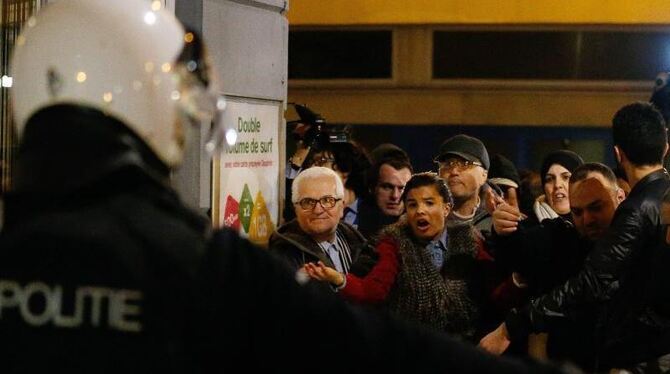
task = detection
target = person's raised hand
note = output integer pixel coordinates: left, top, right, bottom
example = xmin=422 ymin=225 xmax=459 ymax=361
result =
xmin=506 ymin=187 xmax=519 ymax=209
xmin=479 ymin=323 xmax=511 ymax=355
xmin=303 ymin=262 xmax=343 ymax=286
xmin=485 ymin=187 xmax=505 ymax=215
xmin=492 ymin=202 xmax=522 ymax=236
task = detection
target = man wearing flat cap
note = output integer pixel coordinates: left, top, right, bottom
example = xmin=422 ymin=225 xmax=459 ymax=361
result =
xmin=435 ymin=135 xmax=510 ymax=341
xmin=435 ymin=134 xmax=493 ymax=235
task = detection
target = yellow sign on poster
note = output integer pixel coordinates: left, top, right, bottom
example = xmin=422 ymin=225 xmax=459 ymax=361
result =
xmin=248 ymin=191 xmax=275 ymax=245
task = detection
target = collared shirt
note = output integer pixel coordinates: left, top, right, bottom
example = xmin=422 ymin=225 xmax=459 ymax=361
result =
xmin=343 ymin=198 xmax=360 ymax=228
xmin=317 ymin=230 xmax=353 ymax=274
xmin=425 ymin=227 xmax=449 ymax=269
xmin=285 ymin=163 xmax=301 ymax=180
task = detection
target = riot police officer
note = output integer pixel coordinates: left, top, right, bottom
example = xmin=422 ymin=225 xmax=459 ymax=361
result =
xmin=0 ymin=1 xmax=568 ymax=372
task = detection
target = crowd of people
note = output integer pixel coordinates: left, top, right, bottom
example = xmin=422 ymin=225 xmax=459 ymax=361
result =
xmin=1 ymin=0 xmax=669 ymax=373
xmin=276 ymin=101 xmax=670 ymax=373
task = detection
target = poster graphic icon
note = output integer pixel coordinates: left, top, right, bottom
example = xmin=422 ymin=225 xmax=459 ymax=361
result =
xmin=239 ymin=184 xmax=254 ymax=233
xmin=222 ymin=195 xmax=241 ymax=231
xmin=248 ymin=191 xmax=275 ymax=245
xmin=216 ymin=100 xmax=279 ymax=246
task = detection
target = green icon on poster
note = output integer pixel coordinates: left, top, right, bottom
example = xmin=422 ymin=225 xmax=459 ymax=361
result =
xmin=239 ymin=184 xmax=254 ymax=233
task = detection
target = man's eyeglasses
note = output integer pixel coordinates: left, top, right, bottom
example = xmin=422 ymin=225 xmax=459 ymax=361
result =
xmin=311 ymin=156 xmax=335 ymax=167
xmin=438 ymin=159 xmax=482 ymax=172
xmin=295 ymin=196 xmax=341 ymax=210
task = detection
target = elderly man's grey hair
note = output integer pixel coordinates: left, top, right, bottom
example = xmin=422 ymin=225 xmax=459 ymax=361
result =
xmin=292 ymin=166 xmax=344 ymax=203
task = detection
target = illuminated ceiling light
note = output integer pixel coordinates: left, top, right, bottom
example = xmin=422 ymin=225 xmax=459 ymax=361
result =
xmin=144 ymin=12 xmax=157 ymax=25
xmin=216 ymin=97 xmax=227 ymax=110
xmin=151 ymin=1 xmax=162 ymax=11
xmin=225 ymin=128 xmax=238 ymax=146
xmin=161 ymin=63 xmax=172 ymax=73
xmin=103 ymin=92 xmax=113 ymax=103
xmin=76 ymin=71 xmax=87 ymax=83
xmin=1 ymin=75 xmax=13 ymax=88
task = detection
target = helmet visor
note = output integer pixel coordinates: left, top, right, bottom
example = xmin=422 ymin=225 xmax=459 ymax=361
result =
xmin=174 ymin=29 xmax=230 ymax=154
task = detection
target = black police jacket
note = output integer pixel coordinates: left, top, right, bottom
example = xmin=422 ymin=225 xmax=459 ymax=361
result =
xmin=0 ymin=171 xmax=211 ymax=372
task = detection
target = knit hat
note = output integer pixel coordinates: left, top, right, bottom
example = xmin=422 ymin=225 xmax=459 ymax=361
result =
xmin=540 ymin=150 xmax=584 ymax=184
xmin=434 ymin=134 xmax=490 ymax=170
xmin=488 ymin=154 xmax=520 ymax=189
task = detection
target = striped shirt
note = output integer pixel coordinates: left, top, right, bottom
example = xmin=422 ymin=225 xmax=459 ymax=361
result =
xmin=317 ymin=230 xmax=353 ymax=274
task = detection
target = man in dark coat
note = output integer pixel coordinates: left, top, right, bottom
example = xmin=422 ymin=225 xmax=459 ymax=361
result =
xmin=481 ymin=102 xmax=670 ymax=372
xmin=270 ymin=167 xmax=376 ymax=279
xmin=355 ymin=143 xmax=413 ymax=240
xmin=489 ymin=163 xmax=625 ymax=369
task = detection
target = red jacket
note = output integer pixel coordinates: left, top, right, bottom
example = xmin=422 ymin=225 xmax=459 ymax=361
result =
xmin=341 ymin=237 xmax=399 ymax=303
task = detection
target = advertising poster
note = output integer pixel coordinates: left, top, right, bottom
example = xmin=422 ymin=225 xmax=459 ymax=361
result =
xmin=216 ymin=100 xmax=279 ymax=247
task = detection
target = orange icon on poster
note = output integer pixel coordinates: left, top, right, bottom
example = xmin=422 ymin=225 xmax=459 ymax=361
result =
xmin=248 ymin=190 xmax=274 ymax=246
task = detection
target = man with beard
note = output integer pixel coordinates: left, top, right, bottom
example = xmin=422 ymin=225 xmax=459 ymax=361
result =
xmin=481 ymin=102 xmax=670 ymax=373
xmin=435 ymin=134 xmax=492 ymax=235
xmin=488 ymin=163 xmax=625 ymax=370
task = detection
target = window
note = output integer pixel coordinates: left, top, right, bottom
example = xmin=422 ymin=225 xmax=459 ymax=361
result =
xmin=289 ymin=30 xmax=392 ymax=79
xmin=433 ymin=30 xmax=670 ymax=80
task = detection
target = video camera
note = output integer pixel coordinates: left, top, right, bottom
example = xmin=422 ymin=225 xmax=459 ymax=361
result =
xmin=287 ymin=103 xmax=349 ymax=151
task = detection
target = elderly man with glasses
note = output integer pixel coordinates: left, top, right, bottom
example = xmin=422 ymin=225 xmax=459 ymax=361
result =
xmin=270 ymin=167 xmax=376 ymax=289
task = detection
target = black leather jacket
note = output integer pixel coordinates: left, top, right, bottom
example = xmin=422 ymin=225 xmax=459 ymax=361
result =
xmin=508 ymin=168 xmax=670 ymax=369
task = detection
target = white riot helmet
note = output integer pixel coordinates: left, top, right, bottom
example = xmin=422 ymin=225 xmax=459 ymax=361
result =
xmin=11 ymin=0 xmax=224 ymax=167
